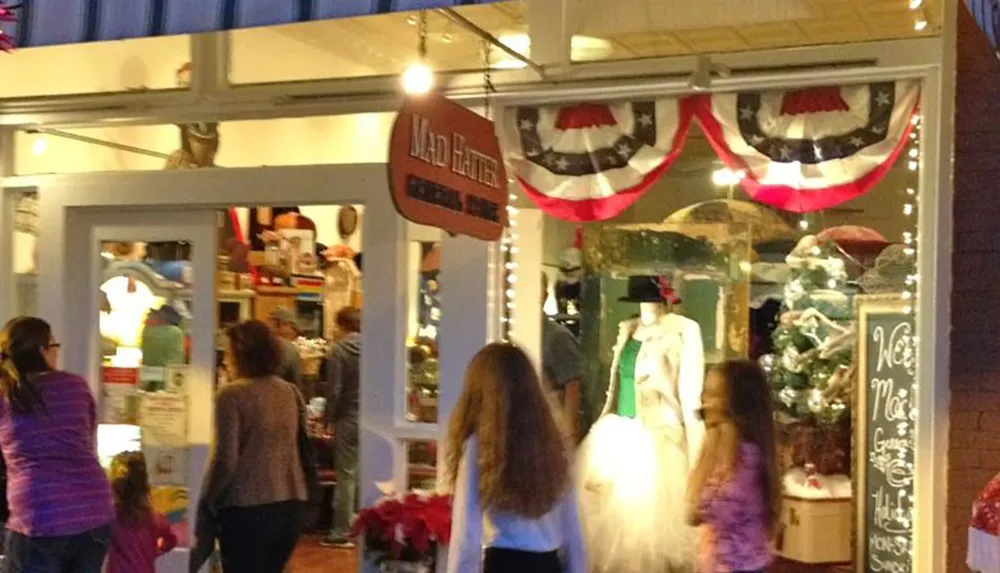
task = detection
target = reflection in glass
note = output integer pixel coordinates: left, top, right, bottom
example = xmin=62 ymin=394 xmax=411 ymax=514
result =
xmin=11 ymin=191 xmax=38 ymax=316
xmin=407 ymin=242 xmax=441 ymax=424
xmin=406 ymin=440 xmax=438 ymax=492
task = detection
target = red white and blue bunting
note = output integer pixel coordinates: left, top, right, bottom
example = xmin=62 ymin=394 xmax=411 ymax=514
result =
xmin=502 ymin=80 xmax=921 ymax=220
xmin=501 ymin=100 xmax=694 ymax=221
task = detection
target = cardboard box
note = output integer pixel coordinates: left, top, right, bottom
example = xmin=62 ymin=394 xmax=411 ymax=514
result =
xmin=777 ymin=495 xmax=852 ymax=564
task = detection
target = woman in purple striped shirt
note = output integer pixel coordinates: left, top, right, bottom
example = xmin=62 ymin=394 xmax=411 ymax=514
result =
xmin=0 ymin=317 xmax=114 ymax=573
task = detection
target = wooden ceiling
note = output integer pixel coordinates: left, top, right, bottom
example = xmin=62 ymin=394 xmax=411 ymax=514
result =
xmin=269 ymin=0 xmax=941 ymax=77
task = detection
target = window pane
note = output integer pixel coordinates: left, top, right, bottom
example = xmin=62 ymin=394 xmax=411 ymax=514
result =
xmin=405 ymin=440 xmax=438 ymax=491
xmin=406 ymin=241 xmax=442 ymax=424
xmin=229 ymin=2 xmax=527 ymax=84
xmin=0 ymin=36 xmax=190 ymax=99
xmin=15 ymin=114 xmax=394 ymax=175
xmin=572 ymin=1 xmax=941 ymax=63
xmin=11 ymin=190 xmax=38 ymax=316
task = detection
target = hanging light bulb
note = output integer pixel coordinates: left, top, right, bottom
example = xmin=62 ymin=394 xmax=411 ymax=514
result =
xmin=31 ymin=136 xmax=48 ymax=156
xmin=402 ymin=12 xmax=434 ymax=96
xmin=402 ymin=63 xmax=434 ymax=95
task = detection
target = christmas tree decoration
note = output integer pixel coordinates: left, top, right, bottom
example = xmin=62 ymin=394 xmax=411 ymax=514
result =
xmin=770 ymin=235 xmax=856 ymax=475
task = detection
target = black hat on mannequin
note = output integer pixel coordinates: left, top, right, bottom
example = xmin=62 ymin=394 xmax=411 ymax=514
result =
xmin=619 ymin=275 xmax=681 ymax=304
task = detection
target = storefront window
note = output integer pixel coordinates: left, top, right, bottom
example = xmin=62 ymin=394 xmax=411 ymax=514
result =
xmin=571 ymin=2 xmax=941 ymax=63
xmin=0 ymin=36 xmax=190 ymax=99
xmin=14 ymin=114 xmax=394 ymax=175
xmin=405 ymin=440 xmax=438 ymax=491
xmin=510 ymin=91 xmax=923 ymax=570
xmin=407 ymin=241 xmax=442 ymax=424
xmin=11 ymin=190 xmax=38 ymax=317
xmin=96 ymin=240 xmax=194 ymax=542
xmin=228 ymin=3 xmax=527 ymax=84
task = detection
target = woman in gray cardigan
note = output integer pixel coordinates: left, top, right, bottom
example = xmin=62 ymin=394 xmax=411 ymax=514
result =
xmin=195 ymin=320 xmax=308 ymax=573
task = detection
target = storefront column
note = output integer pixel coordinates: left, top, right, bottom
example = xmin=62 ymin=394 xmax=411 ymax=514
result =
xmin=511 ymin=208 xmax=544 ymax=367
xmin=0 ymin=127 xmax=15 ymax=322
xmin=437 ymin=235 xmax=492 ymax=457
xmin=946 ymin=6 xmax=1000 ymax=571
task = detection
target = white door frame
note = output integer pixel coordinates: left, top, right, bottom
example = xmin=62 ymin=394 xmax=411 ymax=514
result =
xmin=31 ymin=163 xmax=492 ymax=571
xmin=66 ymin=209 xmax=216 ymax=573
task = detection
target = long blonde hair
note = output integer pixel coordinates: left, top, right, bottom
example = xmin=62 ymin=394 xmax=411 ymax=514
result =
xmin=445 ymin=343 xmax=569 ymax=518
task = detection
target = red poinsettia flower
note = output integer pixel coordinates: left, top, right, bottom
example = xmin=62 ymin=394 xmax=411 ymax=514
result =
xmin=350 ymin=492 xmax=454 ymax=564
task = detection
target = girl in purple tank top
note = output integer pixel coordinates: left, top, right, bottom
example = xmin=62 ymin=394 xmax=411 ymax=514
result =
xmin=686 ymin=360 xmax=781 ymax=573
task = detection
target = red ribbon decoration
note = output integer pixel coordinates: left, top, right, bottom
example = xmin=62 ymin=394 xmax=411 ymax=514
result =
xmin=657 ymin=277 xmax=679 ymax=305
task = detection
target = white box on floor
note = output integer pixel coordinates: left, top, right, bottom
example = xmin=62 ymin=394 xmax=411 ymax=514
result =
xmin=777 ymin=495 xmax=852 ymax=564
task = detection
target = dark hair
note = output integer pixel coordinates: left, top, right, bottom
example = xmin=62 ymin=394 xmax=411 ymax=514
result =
xmin=0 ymin=317 xmax=52 ymax=414
xmin=717 ymin=359 xmax=782 ymax=533
xmin=446 ymin=343 xmax=569 ymax=518
xmin=110 ymin=451 xmax=152 ymax=528
xmin=335 ymin=307 xmax=361 ymax=334
xmin=226 ymin=320 xmax=281 ymax=379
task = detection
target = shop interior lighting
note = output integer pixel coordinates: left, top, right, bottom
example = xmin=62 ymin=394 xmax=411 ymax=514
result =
xmin=908 ymin=0 xmax=923 ymax=8
xmin=912 ymin=9 xmax=928 ymax=31
xmin=402 ymin=12 xmax=435 ymax=95
xmin=31 ymin=136 xmax=47 ymax=156
xmin=711 ymin=167 xmax=745 ymax=186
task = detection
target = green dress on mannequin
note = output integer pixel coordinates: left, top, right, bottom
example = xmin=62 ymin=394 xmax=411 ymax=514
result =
xmin=617 ymin=339 xmax=642 ymax=418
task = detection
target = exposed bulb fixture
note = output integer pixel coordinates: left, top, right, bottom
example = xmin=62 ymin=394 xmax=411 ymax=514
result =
xmin=402 ymin=62 xmax=434 ymax=95
xmin=908 ymin=0 xmax=923 ymax=8
xmin=402 ymin=12 xmax=434 ymax=96
xmin=913 ymin=9 xmax=928 ymax=31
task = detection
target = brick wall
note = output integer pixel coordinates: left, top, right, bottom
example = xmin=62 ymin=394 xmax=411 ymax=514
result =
xmin=948 ymin=6 xmax=1000 ymax=571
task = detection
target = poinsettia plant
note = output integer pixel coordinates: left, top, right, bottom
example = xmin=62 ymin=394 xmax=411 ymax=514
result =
xmin=351 ymin=491 xmax=452 ymax=565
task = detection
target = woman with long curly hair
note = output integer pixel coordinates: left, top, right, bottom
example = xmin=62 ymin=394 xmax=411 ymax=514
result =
xmin=445 ymin=343 xmax=586 ymax=573
xmin=686 ymin=360 xmax=781 ymax=573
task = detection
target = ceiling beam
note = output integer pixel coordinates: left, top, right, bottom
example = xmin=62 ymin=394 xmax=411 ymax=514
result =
xmin=528 ymin=0 xmax=575 ymax=74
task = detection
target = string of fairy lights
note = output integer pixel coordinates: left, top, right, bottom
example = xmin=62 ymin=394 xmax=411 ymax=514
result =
xmin=500 ymin=182 xmax=519 ymax=342
xmin=902 ymin=113 xmax=920 ymax=315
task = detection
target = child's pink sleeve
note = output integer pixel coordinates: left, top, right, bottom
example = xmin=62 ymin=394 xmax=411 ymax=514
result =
xmin=155 ymin=513 xmax=179 ymax=556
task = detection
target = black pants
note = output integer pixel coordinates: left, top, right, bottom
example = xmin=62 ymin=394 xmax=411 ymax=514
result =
xmin=483 ymin=548 xmax=562 ymax=573
xmin=3 ymin=526 xmax=109 ymax=573
xmin=218 ymin=501 xmax=305 ymax=573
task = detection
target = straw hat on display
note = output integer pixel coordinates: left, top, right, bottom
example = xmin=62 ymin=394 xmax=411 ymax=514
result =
xmin=856 ymin=244 xmax=914 ymax=294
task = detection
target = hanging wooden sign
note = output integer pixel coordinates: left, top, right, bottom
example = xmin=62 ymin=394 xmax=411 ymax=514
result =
xmin=388 ymin=93 xmax=508 ymax=241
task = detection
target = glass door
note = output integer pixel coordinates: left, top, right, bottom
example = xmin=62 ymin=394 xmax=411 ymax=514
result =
xmin=61 ymin=209 xmax=216 ymax=573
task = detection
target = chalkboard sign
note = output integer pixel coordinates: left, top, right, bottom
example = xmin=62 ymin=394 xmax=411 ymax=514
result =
xmin=855 ymin=296 xmax=917 ymax=573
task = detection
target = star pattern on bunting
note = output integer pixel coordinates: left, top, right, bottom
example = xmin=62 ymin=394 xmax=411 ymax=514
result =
xmin=735 ymin=82 xmax=897 ymax=164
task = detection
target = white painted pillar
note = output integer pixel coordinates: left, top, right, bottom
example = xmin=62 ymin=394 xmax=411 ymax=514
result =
xmin=436 ymin=234 xmax=492 ymax=456
xmin=511 ymin=208 xmax=544 ymax=369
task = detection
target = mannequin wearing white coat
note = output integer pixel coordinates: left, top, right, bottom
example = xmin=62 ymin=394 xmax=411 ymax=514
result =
xmin=577 ymin=278 xmax=705 ymax=573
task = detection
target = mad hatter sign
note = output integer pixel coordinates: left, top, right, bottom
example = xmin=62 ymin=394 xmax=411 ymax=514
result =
xmin=388 ymin=93 xmax=508 ymax=241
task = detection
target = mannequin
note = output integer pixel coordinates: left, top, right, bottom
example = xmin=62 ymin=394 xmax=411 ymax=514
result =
xmin=577 ymin=275 xmax=705 ymax=573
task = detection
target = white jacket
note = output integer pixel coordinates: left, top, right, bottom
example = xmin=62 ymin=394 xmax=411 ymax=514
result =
xmin=600 ymin=313 xmax=706 ymax=468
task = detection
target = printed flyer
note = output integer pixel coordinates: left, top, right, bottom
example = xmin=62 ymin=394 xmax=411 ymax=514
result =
xmin=138 ymin=393 xmax=187 ymax=447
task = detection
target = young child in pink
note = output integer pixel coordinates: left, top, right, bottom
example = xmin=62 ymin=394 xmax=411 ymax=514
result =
xmin=108 ymin=452 xmax=178 ymax=573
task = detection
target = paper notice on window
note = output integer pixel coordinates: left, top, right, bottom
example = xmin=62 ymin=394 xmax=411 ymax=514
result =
xmin=145 ymin=446 xmax=187 ymax=487
xmin=139 ymin=393 xmax=187 ymax=447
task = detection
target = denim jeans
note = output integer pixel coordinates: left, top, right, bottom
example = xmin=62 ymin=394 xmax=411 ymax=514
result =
xmin=332 ymin=419 xmax=359 ymax=535
xmin=3 ymin=525 xmax=110 ymax=573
